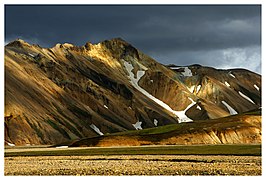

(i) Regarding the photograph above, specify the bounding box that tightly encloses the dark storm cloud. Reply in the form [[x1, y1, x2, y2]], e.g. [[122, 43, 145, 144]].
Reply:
[[5, 5, 261, 73]]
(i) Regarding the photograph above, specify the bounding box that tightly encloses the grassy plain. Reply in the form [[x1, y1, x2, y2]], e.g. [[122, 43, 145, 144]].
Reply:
[[5, 144, 261, 157], [4, 144, 261, 175]]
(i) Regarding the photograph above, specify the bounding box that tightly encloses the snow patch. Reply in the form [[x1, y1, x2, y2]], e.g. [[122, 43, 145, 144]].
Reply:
[[28, 53, 35, 57], [196, 105, 201, 110], [124, 61, 145, 86], [104, 105, 108, 109], [182, 67, 193, 77], [7, 142, 15, 147], [196, 85, 201, 93], [90, 124, 104, 135], [170, 67, 180, 70], [124, 61, 173, 112], [132, 121, 142, 130], [229, 72, 236, 78], [225, 81, 230, 87], [136, 71, 145, 81], [173, 98, 196, 123], [154, 119, 158, 126], [221, 101, 238, 115], [238, 91, 255, 104], [123, 60, 194, 123], [56, 146, 68, 148], [254, 84, 260, 91]]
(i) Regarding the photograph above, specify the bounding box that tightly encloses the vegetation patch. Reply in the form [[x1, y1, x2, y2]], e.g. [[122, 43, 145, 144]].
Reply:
[[5, 144, 261, 157]]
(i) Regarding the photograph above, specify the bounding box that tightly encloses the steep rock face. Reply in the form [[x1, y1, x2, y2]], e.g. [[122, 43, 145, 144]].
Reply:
[[5, 38, 261, 145]]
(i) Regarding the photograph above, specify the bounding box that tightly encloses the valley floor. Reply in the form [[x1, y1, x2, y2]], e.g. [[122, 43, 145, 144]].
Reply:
[[4, 145, 261, 176], [5, 155, 261, 175]]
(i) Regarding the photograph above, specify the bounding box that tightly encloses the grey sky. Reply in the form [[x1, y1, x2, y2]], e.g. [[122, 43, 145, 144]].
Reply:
[[5, 5, 261, 73]]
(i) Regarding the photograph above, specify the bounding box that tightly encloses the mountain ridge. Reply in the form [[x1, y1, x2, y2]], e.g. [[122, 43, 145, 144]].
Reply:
[[5, 38, 261, 145]]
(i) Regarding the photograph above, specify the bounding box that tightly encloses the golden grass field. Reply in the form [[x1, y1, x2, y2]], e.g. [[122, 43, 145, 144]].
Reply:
[[4, 144, 261, 176], [5, 155, 261, 176]]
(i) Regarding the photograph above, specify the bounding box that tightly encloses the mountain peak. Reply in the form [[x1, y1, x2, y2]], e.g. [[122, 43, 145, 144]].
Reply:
[[97, 37, 140, 59], [100, 37, 130, 47], [106, 37, 128, 43], [6, 38, 31, 48]]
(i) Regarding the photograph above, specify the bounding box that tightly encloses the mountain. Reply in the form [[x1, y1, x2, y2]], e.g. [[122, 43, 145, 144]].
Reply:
[[4, 38, 261, 145], [167, 64, 261, 119]]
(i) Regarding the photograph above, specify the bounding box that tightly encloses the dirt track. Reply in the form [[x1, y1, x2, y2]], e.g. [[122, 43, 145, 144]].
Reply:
[[5, 155, 261, 175]]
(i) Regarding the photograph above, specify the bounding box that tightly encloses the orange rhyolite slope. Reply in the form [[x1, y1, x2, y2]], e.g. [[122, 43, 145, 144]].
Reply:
[[5, 38, 261, 145]]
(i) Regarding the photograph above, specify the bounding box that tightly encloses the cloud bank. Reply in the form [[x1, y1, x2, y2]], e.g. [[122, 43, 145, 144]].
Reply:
[[5, 5, 261, 73]]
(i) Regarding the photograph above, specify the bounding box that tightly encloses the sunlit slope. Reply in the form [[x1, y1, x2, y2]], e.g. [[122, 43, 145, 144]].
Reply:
[[70, 110, 261, 147], [5, 38, 261, 145]]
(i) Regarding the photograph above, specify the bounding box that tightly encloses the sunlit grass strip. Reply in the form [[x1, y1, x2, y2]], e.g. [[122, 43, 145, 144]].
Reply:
[[5, 144, 261, 157]]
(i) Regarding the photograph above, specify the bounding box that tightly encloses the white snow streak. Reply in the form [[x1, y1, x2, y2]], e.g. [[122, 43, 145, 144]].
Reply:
[[238, 91, 255, 104], [7, 142, 15, 146], [254, 84, 260, 91], [154, 119, 158, 126], [225, 81, 230, 87], [56, 146, 68, 148], [182, 67, 193, 77], [28, 53, 35, 57], [174, 98, 196, 123], [132, 121, 142, 130], [136, 71, 145, 81], [196, 85, 201, 93], [124, 61, 145, 86], [221, 101, 238, 115], [196, 105, 201, 110], [123, 60, 194, 123], [90, 124, 104, 135], [229, 72, 236, 78], [188, 85, 195, 93], [104, 105, 108, 109], [170, 67, 180, 70]]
